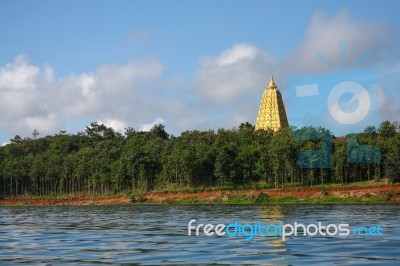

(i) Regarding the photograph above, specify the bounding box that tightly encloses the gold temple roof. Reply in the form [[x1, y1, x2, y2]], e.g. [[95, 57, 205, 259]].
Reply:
[[255, 77, 289, 132]]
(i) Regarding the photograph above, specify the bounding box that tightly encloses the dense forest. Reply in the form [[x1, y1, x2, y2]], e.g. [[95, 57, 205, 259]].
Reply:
[[0, 121, 399, 197]]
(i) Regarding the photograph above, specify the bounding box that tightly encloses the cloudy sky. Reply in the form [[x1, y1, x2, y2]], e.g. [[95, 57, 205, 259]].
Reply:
[[0, 0, 399, 143]]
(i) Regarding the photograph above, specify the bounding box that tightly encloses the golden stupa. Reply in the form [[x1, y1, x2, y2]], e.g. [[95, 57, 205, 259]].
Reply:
[[255, 77, 289, 131]]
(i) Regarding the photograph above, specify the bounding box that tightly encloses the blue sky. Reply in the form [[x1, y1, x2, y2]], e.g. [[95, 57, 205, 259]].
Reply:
[[0, 0, 399, 142]]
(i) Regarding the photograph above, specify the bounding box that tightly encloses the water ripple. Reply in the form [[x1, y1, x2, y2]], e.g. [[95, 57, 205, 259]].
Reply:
[[0, 205, 399, 265]]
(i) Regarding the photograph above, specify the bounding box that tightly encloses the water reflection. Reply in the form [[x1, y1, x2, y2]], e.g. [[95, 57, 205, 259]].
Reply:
[[257, 205, 287, 248]]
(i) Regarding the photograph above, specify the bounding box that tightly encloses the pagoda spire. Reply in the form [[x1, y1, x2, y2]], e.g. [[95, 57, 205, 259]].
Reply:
[[268, 76, 277, 90], [255, 76, 289, 131]]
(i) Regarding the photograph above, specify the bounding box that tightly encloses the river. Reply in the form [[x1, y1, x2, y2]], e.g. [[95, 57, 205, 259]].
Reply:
[[0, 205, 399, 264]]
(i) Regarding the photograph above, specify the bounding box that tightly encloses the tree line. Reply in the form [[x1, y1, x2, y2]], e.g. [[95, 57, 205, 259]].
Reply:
[[0, 121, 399, 197]]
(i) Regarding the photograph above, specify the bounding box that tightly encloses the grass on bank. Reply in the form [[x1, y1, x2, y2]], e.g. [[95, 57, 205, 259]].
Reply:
[[138, 195, 390, 205], [149, 178, 391, 194], [131, 190, 398, 205]]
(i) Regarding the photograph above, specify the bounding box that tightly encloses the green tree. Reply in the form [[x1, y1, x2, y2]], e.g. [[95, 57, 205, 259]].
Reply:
[[386, 145, 400, 183]]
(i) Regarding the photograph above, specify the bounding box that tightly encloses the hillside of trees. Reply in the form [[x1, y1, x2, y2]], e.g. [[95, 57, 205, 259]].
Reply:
[[0, 121, 399, 197]]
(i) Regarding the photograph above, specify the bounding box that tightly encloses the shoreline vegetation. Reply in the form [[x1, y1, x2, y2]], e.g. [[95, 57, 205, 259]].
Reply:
[[1, 182, 399, 206], [1, 121, 399, 205]]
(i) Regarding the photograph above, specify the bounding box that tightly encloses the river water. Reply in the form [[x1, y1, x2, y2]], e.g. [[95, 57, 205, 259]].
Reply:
[[0, 205, 399, 265]]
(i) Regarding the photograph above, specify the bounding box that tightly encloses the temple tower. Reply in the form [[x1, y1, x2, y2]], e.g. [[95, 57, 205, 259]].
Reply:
[[255, 77, 289, 131]]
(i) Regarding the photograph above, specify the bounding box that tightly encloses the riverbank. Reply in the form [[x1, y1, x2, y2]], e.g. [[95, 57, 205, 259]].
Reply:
[[1, 184, 399, 206]]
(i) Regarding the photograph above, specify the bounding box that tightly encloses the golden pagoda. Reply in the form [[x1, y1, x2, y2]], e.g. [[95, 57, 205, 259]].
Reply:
[[255, 77, 289, 131]]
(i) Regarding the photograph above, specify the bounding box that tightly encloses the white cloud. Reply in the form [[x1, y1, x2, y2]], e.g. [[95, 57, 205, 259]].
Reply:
[[0, 55, 39, 90], [194, 43, 276, 104], [0, 56, 58, 136], [139, 117, 166, 132], [97, 118, 127, 134], [284, 11, 391, 75], [17, 114, 61, 136], [56, 58, 164, 118], [0, 56, 167, 138], [211, 44, 258, 66], [191, 43, 281, 130]]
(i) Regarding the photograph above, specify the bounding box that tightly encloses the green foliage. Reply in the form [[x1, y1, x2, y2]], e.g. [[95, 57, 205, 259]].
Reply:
[[272, 196, 297, 203], [0, 121, 398, 197], [130, 191, 146, 203], [384, 190, 395, 201], [386, 145, 400, 183], [254, 192, 270, 204]]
